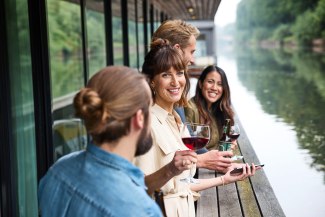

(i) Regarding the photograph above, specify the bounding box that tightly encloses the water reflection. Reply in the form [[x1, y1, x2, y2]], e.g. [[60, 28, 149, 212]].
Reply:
[[236, 47, 325, 179]]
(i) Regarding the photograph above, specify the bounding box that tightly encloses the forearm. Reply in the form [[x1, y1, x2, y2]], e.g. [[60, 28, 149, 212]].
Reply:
[[190, 176, 226, 192], [196, 153, 215, 169], [196, 154, 205, 168], [144, 163, 175, 195]]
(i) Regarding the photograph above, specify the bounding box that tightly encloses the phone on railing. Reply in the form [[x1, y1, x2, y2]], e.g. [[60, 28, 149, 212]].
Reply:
[[230, 164, 264, 175]]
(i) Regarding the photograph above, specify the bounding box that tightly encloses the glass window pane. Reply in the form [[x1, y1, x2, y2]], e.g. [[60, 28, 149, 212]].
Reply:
[[147, 3, 152, 43], [155, 9, 159, 30], [5, 0, 38, 215], [196, 34, 207, 57], [47, 0, 84, 99], [128, 0, 137, 68], [147, 7, 151, 48], [137, 0, 145, 68], [112, 0, 123, 65], [47, 0, 86, 161], [86, 0, 106, 77]]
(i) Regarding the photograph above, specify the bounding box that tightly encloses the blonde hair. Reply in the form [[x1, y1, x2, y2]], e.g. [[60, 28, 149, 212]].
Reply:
[[151, 19, 200, 50], [142, 38, 189, 107], [74, 66, 150, 144]]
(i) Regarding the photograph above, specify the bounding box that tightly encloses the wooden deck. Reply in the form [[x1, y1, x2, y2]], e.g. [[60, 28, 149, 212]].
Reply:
[[196, 116, 285, 217]]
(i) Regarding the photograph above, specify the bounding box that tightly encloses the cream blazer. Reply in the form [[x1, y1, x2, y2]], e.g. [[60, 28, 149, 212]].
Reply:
[[135, 104, 199, 217]]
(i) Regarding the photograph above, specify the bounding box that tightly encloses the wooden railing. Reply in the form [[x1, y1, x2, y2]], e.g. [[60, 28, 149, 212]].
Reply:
[[196, 116, 285, 217]]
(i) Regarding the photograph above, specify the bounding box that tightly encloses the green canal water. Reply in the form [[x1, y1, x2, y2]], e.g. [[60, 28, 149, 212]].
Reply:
[[214, 46, 325, 217]]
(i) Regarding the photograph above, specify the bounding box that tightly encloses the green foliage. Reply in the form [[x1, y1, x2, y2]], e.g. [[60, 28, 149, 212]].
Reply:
[[237, 0, 324, 45], [47, 0, 82, 55], [292, 10, 321, 45], [87, 10, 106, 76], [87, 10, 105, 56], [315, 0, 325, 38], [235, 30, 250, 45], [272, 24, 291, 41], [252, 27, 272, 41]]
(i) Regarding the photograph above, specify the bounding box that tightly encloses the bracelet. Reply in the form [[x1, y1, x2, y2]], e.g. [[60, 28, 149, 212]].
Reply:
[[220, 176, 225, 186]]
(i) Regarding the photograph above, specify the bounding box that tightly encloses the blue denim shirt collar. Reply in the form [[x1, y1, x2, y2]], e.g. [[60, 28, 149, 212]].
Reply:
[[87, 143, 146, 189]]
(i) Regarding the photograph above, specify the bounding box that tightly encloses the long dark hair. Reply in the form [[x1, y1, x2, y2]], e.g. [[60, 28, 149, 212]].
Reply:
[[193, 65, 234, 134]]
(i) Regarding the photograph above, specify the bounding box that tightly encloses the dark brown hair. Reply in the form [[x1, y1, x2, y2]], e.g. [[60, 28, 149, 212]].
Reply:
[[142, 38, 189, 107], [73, 66, 150, 144], [194, 65, 234, 134]]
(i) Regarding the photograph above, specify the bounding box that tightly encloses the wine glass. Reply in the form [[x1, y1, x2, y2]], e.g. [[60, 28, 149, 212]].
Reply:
[[228, 123, 243, 160], [181, 123, 210, 184], [228, 123, 240, 140]]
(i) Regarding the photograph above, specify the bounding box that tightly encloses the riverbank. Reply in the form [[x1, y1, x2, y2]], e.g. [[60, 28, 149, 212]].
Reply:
[[252, 38, 325, 53]]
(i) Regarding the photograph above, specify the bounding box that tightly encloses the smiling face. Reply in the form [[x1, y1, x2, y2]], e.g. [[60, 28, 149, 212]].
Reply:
[[199, 71, 223, 108], [151, 67, 186, 112]]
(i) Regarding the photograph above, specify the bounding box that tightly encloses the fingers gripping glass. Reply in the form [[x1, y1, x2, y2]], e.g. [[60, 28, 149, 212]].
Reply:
[[181, 123, 210, 184]]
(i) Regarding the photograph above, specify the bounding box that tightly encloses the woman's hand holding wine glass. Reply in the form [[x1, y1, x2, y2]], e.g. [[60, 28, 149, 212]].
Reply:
[[181, 123, 210, 184], [167, 150, 198, 177]]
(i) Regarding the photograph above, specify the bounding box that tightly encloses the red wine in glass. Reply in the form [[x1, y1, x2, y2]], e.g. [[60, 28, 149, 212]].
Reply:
[[227, 123, 243, 161], [182, 137, 209, 150], [181, 123, 210, 184], [228, 133, 240, 140], [228, 123, 241, 141]]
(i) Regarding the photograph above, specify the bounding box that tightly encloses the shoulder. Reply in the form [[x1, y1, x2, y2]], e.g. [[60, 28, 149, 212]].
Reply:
[[40, 178, 161, 217], [184, 98, 198, 117], [45, 151, 84, 178], [186, 98, 197, 110]]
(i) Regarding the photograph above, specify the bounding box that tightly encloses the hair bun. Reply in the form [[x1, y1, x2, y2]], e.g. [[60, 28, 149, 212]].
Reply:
[[150, 38, 170, 50], [74, 88, 106, 132]]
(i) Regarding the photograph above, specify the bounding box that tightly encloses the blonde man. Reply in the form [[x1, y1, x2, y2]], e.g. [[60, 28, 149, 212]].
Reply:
[[151, 19, 199, 66]]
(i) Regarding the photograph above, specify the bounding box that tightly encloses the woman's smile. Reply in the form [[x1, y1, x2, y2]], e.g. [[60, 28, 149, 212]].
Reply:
[[201, 71, 223, 106], [167, 87, 181, 95], [207, 91, 218, 98], [152, 67, 186, 111]]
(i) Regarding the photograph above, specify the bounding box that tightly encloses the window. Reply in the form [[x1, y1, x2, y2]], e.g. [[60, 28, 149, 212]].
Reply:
[[112, 0, 123, 65], [47, 0, 86, 161], [128, 0, 137, 68], [137, 0, 145, 68], [86, 0, 106, 77], [5, 0, 38, 215]]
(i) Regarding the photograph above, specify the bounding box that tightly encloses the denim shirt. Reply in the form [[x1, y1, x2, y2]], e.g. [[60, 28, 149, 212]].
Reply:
[[38, 143, 162, 217]]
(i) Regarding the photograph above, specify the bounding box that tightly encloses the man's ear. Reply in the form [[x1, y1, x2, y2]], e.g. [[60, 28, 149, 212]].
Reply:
[[133, 109, 144, 129], [173, 44, 181, 50]]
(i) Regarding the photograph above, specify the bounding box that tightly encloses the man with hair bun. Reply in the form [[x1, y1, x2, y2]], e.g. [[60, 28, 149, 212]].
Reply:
[[38, 66, 163, 217]]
